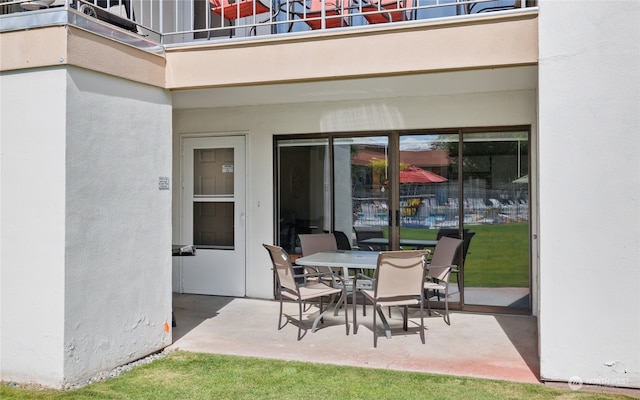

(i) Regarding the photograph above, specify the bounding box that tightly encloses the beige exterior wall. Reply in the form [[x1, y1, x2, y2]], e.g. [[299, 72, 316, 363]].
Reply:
[[165, 12, 537, 89], [1, 26, 165, 88]]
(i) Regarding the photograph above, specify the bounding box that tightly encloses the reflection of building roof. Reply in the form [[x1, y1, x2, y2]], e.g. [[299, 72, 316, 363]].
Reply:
[[351, 149, 451, 168]]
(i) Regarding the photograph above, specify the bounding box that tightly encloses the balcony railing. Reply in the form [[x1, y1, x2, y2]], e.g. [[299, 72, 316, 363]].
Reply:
[[1, 0, 536, 47]]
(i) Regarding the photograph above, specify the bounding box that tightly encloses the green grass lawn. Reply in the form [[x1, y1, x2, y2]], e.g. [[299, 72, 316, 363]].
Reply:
[[397, 223, 529, 287], [2, 352, 635, 400]]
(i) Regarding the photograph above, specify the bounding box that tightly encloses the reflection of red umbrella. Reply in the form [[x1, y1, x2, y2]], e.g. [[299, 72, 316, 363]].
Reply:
[[399, 166, 447, 183]]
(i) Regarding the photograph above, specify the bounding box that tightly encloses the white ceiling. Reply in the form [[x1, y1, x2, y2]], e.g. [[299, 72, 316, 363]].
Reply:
[[171, 65, 537, 109]]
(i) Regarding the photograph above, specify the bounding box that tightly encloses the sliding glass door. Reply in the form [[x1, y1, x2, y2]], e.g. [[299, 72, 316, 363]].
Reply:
[[275, 128, 530, 312], [460, 131, 530, 310], [276, 137, 330, 255]]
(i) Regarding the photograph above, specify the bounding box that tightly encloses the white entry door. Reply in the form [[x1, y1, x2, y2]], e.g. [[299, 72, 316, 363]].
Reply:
[[180, 136, 246, 296]]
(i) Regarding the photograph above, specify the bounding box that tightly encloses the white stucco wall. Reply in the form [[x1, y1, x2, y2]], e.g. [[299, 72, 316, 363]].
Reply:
[[538, 0, 640, 388], [173, 89, 538, 302], [63, 67, 173, 384], [1, 68, 68, 387], [0, 66, 173, 387]]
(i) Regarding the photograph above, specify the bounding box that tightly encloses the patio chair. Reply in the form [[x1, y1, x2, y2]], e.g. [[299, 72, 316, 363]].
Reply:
[[210, 0, 276, 36], [353, 226, 386, 250], [357, 0, 412, 24], [299, 232, 359, 312], [287, 0, 350, 30], [436, 229, 475, 296], [263, 244, 348, 340], [425, 236, 463, 325], [333, 230, 352, 250], [353, 250, 429, 347], [298, 233, 338, 277]]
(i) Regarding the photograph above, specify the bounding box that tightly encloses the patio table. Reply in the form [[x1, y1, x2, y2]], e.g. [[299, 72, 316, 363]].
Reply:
[[295, 250, 399, 338]]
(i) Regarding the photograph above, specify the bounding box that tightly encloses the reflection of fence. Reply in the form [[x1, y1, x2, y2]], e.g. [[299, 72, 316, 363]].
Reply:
[[353, 196, 528, 228]]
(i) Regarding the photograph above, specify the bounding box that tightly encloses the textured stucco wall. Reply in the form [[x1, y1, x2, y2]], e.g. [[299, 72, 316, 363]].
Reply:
[[63, 67, 173, 385], [0, 66, 173, 387], [1, 68, 68, 387], [538, 0, 640, 388]]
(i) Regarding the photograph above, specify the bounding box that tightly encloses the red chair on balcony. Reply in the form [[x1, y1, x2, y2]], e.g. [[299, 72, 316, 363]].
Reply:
[[210, 0, 271, 20], [359, 0, 412, 24], [210, 0, 277, 36], [289, 0, 350, 30]]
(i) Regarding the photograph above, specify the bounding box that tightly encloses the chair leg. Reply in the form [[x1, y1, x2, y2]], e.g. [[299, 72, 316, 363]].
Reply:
[[353, 287, 359, 334], [402, 305, 408, 331], [278, 295, 285, 330], [297, 300, 303, 341], [419, 300, 425, 344], [443, 287, 450, 325], [373, 303, 378, 348], [363, 296, 367, 317], [343, 288, 349, 336], [425, 289, 432, 316]]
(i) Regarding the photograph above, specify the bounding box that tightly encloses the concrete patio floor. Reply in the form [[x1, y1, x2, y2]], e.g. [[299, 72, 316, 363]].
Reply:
[[169, 293, 540, 384]]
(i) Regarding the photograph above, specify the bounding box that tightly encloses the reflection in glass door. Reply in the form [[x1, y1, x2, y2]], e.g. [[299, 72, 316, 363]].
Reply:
[[275, 128, 530, 312], [397, 134, 461, 306], [333, 136, 389, 252], [276, 138, 330, 256], [461, 131, 530, 309]]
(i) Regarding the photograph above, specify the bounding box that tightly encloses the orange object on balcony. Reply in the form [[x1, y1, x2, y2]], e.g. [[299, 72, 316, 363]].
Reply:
[[360, 0, 412, 24], [210, 0, 271, 20]]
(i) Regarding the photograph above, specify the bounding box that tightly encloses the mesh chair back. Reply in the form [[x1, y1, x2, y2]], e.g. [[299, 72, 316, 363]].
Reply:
[[298, 233, 337, 256], [436, 228, 474, 266], [263, 244, 298, 292], [333, 231, 352, 250], [374, 250, 429, 298], [430, 236, 463, 267]]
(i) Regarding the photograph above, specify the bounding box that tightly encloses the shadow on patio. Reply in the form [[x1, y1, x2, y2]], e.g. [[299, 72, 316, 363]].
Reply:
[[169, 293, 540, 384]]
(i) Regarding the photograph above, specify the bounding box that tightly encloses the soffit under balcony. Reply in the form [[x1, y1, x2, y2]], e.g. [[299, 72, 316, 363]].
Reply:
[[171, 65, 537, 109]]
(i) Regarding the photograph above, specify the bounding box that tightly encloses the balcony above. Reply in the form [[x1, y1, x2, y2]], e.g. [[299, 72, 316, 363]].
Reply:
[[1, 0, 537, 49]]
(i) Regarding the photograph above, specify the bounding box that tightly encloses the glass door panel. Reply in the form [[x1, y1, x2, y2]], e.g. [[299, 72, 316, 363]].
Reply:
[[276, 138, 330, 255], [193, 148, 235, 249], [461, 131, 530, 309], [398, 133, 460, 243], [333, 136, 389, 251]]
